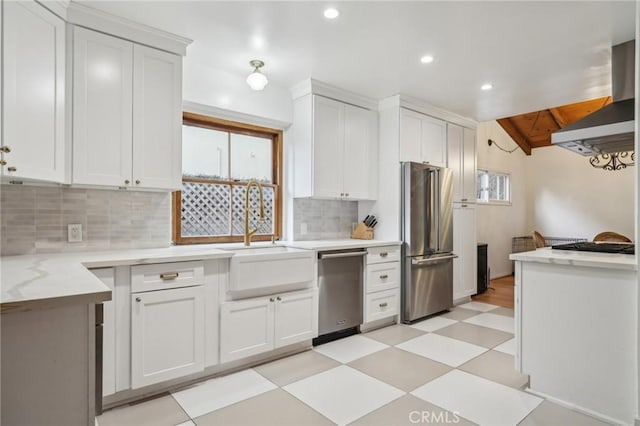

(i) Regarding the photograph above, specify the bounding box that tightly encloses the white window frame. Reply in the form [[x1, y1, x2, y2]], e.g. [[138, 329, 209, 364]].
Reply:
[[477, 169, 511, 205]]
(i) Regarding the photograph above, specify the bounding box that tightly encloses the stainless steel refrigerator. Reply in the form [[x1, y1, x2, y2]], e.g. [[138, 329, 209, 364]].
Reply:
[[401, 162, 456, 323]]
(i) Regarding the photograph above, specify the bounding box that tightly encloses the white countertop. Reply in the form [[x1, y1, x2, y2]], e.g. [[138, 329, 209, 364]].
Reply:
[[1, 245, 234, 313], [509, 247, 637, 271], [284, 239, 401, 251], [1, 239, 401, 313]]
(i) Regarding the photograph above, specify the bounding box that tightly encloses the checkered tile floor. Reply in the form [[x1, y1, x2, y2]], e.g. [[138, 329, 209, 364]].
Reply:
[[97, 302, 608, 426]]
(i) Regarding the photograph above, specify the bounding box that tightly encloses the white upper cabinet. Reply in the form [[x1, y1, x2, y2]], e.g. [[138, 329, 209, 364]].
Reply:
[[447, 123, 477, 203], [399, 108, 446, 167], [73, 27, 133, 187], [2, 0, 66, 183], [292, 94, 378, 200], [132, 45, 182, 190], [312, 96, 344, 198], [462, 127, 477, 202], [73, 27, 182, 190]]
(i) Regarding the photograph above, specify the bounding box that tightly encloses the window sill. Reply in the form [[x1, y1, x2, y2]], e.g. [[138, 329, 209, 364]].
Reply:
[[477, 200, 512, 206]]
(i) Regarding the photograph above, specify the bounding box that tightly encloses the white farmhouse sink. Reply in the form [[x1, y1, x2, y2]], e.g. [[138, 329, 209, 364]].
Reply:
[[227, 245, 316, 297]]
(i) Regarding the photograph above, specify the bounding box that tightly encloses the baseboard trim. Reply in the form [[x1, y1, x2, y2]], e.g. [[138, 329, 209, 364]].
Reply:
[[525, 388, 630, 426]]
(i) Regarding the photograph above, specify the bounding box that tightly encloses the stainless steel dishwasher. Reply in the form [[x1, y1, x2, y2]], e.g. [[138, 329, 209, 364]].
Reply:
[[314, 248, 366, 343]]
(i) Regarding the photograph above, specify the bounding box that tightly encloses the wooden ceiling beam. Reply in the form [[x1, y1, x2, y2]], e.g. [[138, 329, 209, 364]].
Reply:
[[548, 108, 567, 128], [496, 118, 532, 155]]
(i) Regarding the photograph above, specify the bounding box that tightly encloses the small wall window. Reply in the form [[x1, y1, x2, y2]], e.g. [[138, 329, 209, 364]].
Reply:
[[477, 169, 511, 204], [172, 112, 283, 244]]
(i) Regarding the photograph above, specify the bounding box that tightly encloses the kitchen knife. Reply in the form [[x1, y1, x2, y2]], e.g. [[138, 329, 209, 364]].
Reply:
[[370, 219, 378, 228], [363, 215, 370, 224]]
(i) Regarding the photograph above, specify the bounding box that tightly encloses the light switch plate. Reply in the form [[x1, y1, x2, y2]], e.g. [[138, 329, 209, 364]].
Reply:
[[68, 224, 82, 242]]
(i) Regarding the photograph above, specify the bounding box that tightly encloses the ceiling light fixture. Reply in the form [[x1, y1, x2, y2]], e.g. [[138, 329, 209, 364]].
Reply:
[[246, 60, 268, 91], [481, 83, 493, 91], [324, 8, 339, 19], [420, 55, 434, 64]]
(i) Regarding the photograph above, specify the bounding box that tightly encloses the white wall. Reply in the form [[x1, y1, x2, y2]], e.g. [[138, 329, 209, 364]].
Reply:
[[183, 58, 293, 126], [525, 146, 634, 241], [476, 121, 529, 278], [477, 119, 636, 279]]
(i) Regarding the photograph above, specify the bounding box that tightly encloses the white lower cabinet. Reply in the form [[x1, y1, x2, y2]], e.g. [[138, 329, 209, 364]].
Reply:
[[131, 286, 205, 389], [453, 203, 477, 300], [220, 288, 318, 364], [365, 289, 400, 323], [364, 245, 401, 324]]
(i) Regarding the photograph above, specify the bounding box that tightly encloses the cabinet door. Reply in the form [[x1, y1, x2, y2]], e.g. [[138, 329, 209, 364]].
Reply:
[[312, 95, 344, 198], [2, 1, 65, 182], [343, 104, 376, 200], [220, 297, 274, 363], [132, 45, 182, 190], [453, 204, 477, 300], [420, 115, 447, 167], [447, 123, 463, 202], [462, 127, 477, 203], [274, 289, 318, 348], [73, 27, 133, 187], [131, 286, 205, 389], [461, 204, 477, 296], [399, 109, 422, 162]]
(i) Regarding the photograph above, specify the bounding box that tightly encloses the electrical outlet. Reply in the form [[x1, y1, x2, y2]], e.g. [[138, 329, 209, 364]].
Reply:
[[300, 222, 308, 235], [68, 224, 82, 243]]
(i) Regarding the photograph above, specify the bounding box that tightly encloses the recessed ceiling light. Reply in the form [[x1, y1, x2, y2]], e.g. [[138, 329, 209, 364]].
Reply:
[[420, 55, 434, 64], [324, 8, 339, 19], [481, 83, 493, 91]]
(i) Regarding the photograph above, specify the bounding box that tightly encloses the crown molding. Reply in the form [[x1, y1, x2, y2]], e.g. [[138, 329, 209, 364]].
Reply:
[[36, 1, 70, 19], [379, 94, 478, 129], [66, 1, 192, 56], [183, 101, 291, 130], [290, 78, 378, 111]]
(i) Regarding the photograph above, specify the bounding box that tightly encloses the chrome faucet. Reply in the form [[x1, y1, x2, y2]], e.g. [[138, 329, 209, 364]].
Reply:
[[244, 180, 265, 246]]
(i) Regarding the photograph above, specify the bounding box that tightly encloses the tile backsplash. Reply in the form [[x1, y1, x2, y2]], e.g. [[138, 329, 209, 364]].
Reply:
[[293, 198, 358, 240], [1, 185, 171, 256]]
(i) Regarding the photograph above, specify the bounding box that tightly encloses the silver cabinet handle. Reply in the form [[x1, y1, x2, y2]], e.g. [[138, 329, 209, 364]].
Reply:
[[0, 146, 11, 153], [160, 272, 179, 280], [379, 302, 388, 308], [461, 204, 468, 208], [379, 274, 389, 279], [380, 252, 388, 258], [124, 179, 130, 185], [276, 296, 282, 301], [135, 180, 141, 185], [270, 297, 275, 302], [412, 254, 458, 265], [345, 193, 349, 197], [7, 166, 16, 172], [461, 198, 468, 201], [0, 160, 6, 166], [319, 251, 367, 259], [135, 297, 141, 302]]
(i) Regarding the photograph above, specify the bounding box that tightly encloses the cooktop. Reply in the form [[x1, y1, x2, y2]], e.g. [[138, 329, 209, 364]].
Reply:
[[551, 242, 635, 255]]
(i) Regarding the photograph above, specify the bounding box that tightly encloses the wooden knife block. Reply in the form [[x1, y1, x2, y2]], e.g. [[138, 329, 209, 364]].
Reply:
[[351, 222, 374, 240]]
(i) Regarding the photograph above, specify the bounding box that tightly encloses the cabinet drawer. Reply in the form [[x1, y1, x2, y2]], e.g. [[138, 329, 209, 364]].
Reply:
[[365, 289, 399, 323], [367, 245, 401, 265], [131, 261, 204, 293], [366, 262, 400, 293]]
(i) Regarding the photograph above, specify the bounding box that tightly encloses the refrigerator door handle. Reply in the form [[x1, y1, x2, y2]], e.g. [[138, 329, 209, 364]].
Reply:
[[411, 254, 458, 265]]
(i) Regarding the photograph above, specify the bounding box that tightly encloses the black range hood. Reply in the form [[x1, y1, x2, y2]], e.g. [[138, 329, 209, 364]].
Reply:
[[551, 40, 636, 156]]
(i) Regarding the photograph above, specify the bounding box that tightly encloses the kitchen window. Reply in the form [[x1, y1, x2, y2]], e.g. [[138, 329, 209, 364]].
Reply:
[[477, 169, 511, 204], [172, 112, 283, 244]]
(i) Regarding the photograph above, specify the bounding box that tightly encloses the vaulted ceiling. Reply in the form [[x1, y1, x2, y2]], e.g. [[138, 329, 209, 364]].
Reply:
[[496, 97, 612, 155]]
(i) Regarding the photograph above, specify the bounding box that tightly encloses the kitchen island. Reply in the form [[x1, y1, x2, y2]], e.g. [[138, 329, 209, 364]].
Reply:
[[510, 248, 637, 425]]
